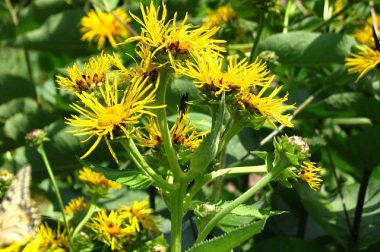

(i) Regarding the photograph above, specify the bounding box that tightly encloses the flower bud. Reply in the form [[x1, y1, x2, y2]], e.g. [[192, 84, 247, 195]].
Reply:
[[25, 129, 49, 147]]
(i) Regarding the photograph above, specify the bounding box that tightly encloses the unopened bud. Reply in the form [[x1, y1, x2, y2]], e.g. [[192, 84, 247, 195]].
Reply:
[[25, 129, 49, 147]]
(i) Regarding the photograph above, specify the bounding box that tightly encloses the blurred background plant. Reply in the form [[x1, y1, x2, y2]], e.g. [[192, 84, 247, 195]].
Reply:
[[0, 0, 379, 251]]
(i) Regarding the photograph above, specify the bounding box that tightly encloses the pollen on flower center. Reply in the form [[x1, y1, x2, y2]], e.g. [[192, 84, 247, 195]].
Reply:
[[97, 105, 126, 127]]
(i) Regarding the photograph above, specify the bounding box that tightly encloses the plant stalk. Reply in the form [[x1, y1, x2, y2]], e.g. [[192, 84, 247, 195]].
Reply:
[[195, 158, 286, 243], [71, 203, 98, 242], [170, 182, 187, 252], [38, 144, 72, 242], [121, 139, 175, 191], [156, 69, 184, 180], [349, 168, 372, 251]]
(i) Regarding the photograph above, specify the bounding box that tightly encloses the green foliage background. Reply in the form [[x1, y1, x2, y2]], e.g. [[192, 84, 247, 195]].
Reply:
[[1, 0, 380, 251]]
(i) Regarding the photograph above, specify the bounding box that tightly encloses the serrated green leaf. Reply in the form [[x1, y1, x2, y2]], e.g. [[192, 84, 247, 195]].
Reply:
[[187, 219, 267, 252], [78, 159, 153, 189]]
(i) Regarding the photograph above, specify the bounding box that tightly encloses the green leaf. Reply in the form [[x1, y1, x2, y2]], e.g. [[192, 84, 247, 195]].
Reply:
[[4, 10, 92, 54], [0, 74, 36, 104], [186, 219, 267, 252], [78, 159, 153, 189], [0, 98, 38, 120], [299, 180, 380, 249], [254, 236, 326, 251], [217, 202, 285, 232], [258, 32, 357, 65]]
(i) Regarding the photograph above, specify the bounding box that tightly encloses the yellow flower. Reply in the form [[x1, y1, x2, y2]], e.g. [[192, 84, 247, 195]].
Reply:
[[118, 199, 159, 235], [64, 196, 90, 215], [66, 76, 161, 162], [81, 8, 131, 49], [79, 167, 122, 190], [176, 51, 270, 96], [345, 45, 380, 82], [298, 161, 322, 191], [36, 223, 70, 251], [125, 2, 225, 66], [353, 16, 380, 49], [135, 117, 162, 148], [136, 108, 207, 150], [170, 110, 207, 150], [56, 54, 112, 92], [238, 80, 295, 127], [112, 44, 158, 82], [87, 209, 135, 251], [0, 169, 12, 183], [203, 5, 236, 27]]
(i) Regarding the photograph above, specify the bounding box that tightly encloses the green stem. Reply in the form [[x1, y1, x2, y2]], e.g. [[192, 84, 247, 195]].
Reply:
[[283, 0, 293, 33], [219, 120, 243, 151], [170, 182, 187, 252], [71, 203, 98, 243], [121, 139, 175, 191], [38, 144, 72, 242], [195, 163, 284, 243], [156, 69, 184, 180], [313, 1, 353, 31], [249, 13, 265, 62], [186, 165, 267, 209]]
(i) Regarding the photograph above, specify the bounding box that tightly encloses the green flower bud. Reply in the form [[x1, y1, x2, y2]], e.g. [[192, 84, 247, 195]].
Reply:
[[25, 129, 49, 147]]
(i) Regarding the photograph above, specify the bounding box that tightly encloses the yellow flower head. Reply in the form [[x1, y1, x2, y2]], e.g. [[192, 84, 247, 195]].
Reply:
[[112, 44, 158, 82], [66, 75, 161, 162], [56, 54, 112, 92], [136, 97, 207, 150], [118, 199, 159, 235], [353, 15, 380, 49], [64, 196, 90, 215], [170, 110, 207, 150], [0, 169, 12, 183], [81, 8, 131, 49], [79, 167, 122, 190], [298, 161, 322, 191], [36, 223, 70, 251], [135, 117, 162, 148], [238, 81, 295, 127], [87, 209, 135, 251], [203, 5, 236, 27], [176, 51, 270, 96], [345, 45, 380, 82], [125, 2, 225, 66]]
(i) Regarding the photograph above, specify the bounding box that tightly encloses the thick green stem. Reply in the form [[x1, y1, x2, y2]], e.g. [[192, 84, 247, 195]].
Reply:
[[170, 182, 187, 252], [71, 203, 98, 243], [121, 139, 175, 191], [195, 161, 285, 243], [38, 144, 72, 242], [156, 69, 184, 180]]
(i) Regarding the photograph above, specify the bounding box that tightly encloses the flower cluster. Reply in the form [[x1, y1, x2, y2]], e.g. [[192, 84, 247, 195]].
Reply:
[[136, 104, 207, 151], [124, 2, 225, 66], [87, 199, 159, 251]]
